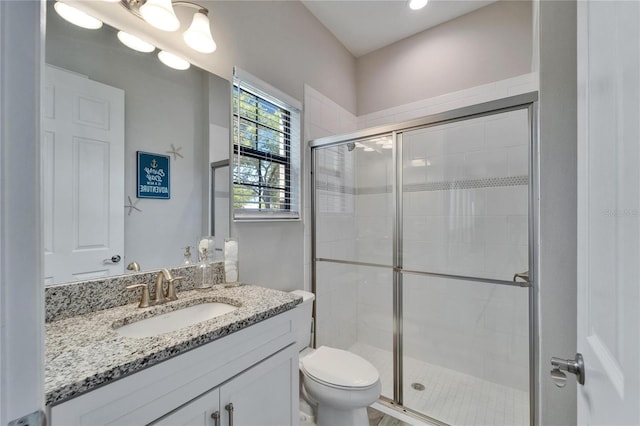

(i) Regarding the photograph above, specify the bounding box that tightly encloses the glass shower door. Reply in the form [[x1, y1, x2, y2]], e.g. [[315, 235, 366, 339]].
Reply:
[[313, 136, 395, 400], [399, 108, 531, 425]]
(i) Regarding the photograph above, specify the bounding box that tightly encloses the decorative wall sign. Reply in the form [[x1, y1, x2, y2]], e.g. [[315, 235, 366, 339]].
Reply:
[[137, 151, 170, 199]]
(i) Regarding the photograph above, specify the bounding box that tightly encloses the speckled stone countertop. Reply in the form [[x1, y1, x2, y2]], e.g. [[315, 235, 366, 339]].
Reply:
[[45, 285, 302, 406]]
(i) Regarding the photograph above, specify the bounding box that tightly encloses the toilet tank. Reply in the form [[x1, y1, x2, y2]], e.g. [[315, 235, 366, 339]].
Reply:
[[290, 290, 315, 352]]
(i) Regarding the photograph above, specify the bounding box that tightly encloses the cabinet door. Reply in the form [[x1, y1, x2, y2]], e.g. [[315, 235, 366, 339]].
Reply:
[[151, 387, 220, 426], [220, 345, 299, 426]]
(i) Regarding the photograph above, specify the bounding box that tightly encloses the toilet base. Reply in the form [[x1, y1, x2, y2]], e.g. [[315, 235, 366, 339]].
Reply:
[[316, 405, 369, 426], [302, 375, 380, 426]]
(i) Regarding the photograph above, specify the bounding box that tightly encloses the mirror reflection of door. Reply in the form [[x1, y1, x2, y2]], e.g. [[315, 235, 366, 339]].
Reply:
[[43, 65, 125, 284]]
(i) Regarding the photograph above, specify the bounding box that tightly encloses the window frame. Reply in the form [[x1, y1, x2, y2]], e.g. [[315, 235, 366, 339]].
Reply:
[[232, 71, 301, 221]]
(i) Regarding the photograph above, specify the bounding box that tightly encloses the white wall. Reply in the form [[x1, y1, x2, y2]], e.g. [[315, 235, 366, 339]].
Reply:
[[0, 1, 45, 423], [356, 0, 533, 115], [46, 12, 209, 272]]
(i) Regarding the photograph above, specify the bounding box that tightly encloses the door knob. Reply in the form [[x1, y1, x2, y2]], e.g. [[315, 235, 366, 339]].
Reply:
[[550, 353, 585, 387], [103, 254, 121, 264]]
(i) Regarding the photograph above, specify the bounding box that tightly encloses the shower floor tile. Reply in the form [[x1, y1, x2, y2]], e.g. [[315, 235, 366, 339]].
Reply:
[[350, 342, 529, 426]]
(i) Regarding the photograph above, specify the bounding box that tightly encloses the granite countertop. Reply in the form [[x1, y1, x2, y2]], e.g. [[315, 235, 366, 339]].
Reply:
[[45, 285, 302, 406]]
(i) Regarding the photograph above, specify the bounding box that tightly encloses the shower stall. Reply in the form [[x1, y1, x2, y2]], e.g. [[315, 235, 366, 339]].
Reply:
[[310, 93, 538, 426]]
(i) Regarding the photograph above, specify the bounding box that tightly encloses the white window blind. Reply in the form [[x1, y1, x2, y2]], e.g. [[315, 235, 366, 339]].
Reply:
[[232, 68, 301, 220]]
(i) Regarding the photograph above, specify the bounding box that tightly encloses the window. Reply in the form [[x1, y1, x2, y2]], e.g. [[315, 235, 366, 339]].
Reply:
[[232, 70, 301, 220]]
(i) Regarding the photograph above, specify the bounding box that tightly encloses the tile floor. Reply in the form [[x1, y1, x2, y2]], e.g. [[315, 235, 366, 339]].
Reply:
[[351, 342, 529, 426]]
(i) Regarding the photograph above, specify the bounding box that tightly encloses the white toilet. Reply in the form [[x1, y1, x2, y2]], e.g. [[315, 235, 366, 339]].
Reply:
[[291, 290, 381, 426]]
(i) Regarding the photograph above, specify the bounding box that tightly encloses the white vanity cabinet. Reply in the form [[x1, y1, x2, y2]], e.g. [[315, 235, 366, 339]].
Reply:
[[153, 345, 297, 426], [49, 309, 299, 426]]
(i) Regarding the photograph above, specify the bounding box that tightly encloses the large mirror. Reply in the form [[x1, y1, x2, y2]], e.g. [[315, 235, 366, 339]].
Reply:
[[44, 4, 230, 285]]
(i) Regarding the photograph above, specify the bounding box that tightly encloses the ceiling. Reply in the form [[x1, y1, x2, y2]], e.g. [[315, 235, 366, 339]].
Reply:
[[301, 0, 497, 57]]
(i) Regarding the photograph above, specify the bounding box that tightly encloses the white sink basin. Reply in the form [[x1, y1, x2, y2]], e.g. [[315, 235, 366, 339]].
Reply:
[[116, 302, 238, 338]]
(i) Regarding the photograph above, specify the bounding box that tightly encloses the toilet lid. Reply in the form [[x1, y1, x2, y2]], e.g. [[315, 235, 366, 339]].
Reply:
[[301, 346, 379, 388]]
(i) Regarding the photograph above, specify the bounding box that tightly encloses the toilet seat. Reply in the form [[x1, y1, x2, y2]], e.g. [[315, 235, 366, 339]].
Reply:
[[301, 346, 379, 390]]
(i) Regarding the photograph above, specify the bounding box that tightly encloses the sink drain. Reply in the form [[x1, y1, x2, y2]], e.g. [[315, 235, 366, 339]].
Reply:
[[411, 382, 425, 391]]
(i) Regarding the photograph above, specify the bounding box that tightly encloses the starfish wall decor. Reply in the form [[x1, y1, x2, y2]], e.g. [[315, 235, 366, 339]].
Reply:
[[125, 196, 142, 216], [166, 144, 184, 160]]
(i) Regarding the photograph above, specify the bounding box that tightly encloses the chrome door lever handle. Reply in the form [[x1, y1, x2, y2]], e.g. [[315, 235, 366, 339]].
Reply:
[[103, 254, 122, 264], [550, 353, 585, 387]]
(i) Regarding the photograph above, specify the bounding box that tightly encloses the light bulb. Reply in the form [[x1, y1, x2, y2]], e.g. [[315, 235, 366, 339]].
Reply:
[[183, 12, 217, 53], [408, 0, 428, 10], [140, 0, 180, 32], [54, 2, 103, 30], [158, 51, 190, 70], [117, 31, 155, 53]]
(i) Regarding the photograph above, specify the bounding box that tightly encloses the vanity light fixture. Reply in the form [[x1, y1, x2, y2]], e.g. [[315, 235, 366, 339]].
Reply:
[[119, 0, 217, 53], [117, 31, 156, 53], [54, 2, 103, 30], [158, 50, 191, 70], [183, 11, 217, 53], [408, 0, 429, 11], [139, 0, 180, 31]]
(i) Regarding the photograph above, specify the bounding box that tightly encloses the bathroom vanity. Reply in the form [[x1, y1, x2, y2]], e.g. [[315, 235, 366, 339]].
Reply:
[[45, 284, 302, 425]]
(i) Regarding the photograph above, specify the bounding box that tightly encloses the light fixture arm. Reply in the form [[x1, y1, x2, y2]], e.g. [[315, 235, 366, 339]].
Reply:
[[172, 1, 208, 16], [120, 0, 208, 19]]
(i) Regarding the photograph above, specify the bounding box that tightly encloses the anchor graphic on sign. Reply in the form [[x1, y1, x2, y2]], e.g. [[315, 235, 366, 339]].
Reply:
[[151, 159, 158, 168]]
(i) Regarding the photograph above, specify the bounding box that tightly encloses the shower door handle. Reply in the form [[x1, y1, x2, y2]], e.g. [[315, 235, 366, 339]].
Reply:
[[513, 271, 529, 283]]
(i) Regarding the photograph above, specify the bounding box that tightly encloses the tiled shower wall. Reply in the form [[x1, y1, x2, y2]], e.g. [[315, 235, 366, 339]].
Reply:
[[304, 85, 359, 350]]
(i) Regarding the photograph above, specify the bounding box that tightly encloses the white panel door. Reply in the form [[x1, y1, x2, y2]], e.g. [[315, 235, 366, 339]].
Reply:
[[43, 65, 125, 284], [577, 1, 640, 424]]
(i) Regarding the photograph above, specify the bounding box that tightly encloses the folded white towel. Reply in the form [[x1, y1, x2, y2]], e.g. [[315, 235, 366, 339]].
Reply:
[[226, 270, 238, 282], [224, 240, 238, 258]]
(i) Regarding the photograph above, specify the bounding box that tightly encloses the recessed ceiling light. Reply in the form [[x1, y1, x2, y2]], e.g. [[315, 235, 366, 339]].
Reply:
[[158, 51, 191, 70], [408, 0, 428, 11], [117, 31, 155, 53], [54, 2, 103, 30]]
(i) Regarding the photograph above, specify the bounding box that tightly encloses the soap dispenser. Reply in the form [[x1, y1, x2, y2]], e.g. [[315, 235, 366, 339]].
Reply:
[[196, 236, 215, 289]]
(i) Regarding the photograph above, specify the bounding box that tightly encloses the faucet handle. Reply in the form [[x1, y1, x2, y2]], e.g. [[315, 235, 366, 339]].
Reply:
[[126, 284, 150, 308], [165, 276, 184, 301]]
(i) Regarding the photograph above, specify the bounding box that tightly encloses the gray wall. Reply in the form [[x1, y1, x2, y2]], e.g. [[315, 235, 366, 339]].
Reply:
[[46, 12, 209, 272], [538, 1, 577, 424], [356, 0, 533, 115], [79, 0, 358, 115]]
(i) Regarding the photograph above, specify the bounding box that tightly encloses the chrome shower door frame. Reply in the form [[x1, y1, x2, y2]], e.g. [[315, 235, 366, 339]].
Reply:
[[310, 91, 540, 426]]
